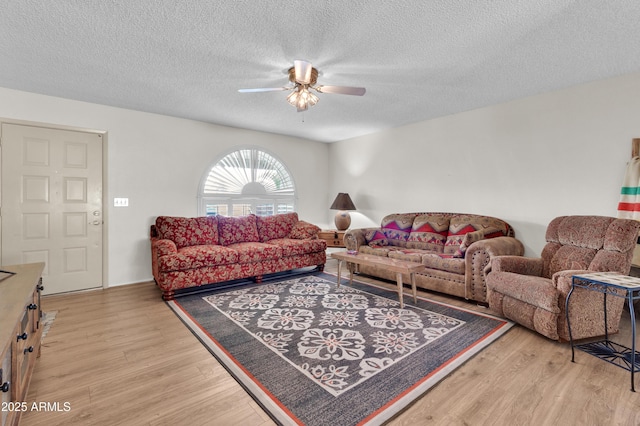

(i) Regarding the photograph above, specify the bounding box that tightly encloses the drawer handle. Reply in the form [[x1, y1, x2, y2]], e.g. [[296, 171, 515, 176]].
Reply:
[[28, 303, 38, 310], [16, 332, 28, 341], [1, 381, 9, 393], [24, 346, 34, 354]]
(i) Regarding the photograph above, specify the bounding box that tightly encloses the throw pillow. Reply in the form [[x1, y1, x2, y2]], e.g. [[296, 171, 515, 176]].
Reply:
[[453, 230, 485, 258], [256, 212, 299, 242], [445, 215, 510, 255], [406, 214, 450, 251], [444, 223, 478, 255], [381, 213, 417, 241], [289, 220, 321, 239], [155, 216, 218, 249], [217, 214, 260, 245], [365, 229, 388, 247]]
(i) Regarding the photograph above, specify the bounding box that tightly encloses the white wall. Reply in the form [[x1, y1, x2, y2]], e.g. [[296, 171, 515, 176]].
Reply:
[[3, 70, 638, 287], [329, 71, 640, 256], [0, 88, 330, 286]]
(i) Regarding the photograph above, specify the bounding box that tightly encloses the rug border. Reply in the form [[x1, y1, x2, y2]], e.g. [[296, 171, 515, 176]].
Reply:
[[167, 271, 514, 426], [167, 299, 303, 425]]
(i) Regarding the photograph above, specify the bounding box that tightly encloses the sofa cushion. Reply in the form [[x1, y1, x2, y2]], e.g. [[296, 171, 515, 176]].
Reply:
[[406, 214, 450, 251], [444, 225, 477, 255], [421, 253, 466, 275], [381, 213, 417, 241], [365, 229, 388, 247], [227, 242, 283, 263], [267, 238, 327, 256], [157, 244, 238, 272], [590, 250, 634, 274], [359, 245, 391, 257], [549, 245, 597, 277], [444, 215, 509, 255], [289, 220, 321, 239], [454, 230, 486, 258], [256, 212, 299, 242], [603, 218, 640, 252], [156, 216, 219, 249], [555, 216, 613, 249], [487, 272, 559, 313], [387, 249, 424, 263], [218, 215, 260, 246]]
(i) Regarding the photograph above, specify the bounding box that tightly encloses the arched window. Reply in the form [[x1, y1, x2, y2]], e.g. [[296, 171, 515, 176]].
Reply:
[[198, 148, 296, 217]]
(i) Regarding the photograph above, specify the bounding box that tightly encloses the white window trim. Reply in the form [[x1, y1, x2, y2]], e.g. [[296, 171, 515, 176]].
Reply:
[[198, 147, 297, 217]]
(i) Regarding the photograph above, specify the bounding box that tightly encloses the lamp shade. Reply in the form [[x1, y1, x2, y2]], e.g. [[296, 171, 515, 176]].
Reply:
[[330, 193, 356, 211]]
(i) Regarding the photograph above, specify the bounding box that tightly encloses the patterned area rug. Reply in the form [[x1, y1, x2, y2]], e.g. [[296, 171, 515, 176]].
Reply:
[[167, 272, 513, 425]]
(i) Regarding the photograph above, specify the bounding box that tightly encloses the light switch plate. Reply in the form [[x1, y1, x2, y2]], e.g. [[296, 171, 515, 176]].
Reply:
[[114, 197, 129, 207]]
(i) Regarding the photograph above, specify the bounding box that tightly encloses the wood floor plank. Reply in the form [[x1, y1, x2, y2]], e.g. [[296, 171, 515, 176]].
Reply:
[[20, 260, 640, 425]]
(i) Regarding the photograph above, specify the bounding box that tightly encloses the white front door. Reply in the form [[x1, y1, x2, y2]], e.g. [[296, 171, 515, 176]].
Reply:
[[1, 123, 103, 295]]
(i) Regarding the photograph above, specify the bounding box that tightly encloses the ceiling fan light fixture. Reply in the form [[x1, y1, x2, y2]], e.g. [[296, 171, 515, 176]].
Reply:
[[240, 60, 364, 113], [287, 86, 318, 111]]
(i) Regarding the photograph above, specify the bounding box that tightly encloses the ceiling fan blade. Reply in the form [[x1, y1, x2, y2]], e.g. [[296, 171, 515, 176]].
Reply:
[[293, 60, 313, 84], [238, 87, 290, 93], [315, 85, 366, 96]]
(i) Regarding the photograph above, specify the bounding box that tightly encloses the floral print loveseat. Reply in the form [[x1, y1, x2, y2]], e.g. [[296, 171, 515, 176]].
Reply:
[[150, 213, 326, 300], [344, 212, 524, 303]]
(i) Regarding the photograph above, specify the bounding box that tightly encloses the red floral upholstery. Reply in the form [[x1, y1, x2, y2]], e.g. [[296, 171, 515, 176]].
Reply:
[[158, 245, 239, 271], [154, 239, 177, 257], [256, 212, 299, 242], [150, 213, 326, 300], [226, 242, 284, 263], [156, 216, 218, 248], [218, 214, 260, 245], [289, 220, 321, 239], [266, 238, 327, 256]]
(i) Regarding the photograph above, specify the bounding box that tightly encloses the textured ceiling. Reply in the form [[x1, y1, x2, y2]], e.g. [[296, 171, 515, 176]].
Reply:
[[2, 1, 640, 142]]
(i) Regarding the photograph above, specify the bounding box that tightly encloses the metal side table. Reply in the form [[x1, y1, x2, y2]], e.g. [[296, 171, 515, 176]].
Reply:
[[567, 272, 640, 392]]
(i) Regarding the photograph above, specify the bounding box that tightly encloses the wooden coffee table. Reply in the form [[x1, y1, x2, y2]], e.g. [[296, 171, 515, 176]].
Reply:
[[330, 251, 424, 308]]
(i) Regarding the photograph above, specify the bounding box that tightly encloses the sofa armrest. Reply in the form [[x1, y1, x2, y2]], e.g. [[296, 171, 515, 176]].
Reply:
[[150, 238, 177, 282], [463, 236, 525, 302], [552, 269, 596, 296], [552, 269, 627, 341], [344, 227, 378, 251], [153, 239, 178, 257], [289, 220, 321, 239], [491, 255, 544, 275]]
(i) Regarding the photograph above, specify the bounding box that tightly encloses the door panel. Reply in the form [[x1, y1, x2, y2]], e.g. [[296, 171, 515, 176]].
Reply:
[[1, 123, 103, 294]]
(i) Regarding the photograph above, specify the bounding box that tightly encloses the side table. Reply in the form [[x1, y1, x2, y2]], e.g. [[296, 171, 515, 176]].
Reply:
[[318, 230, 346, 248], [567, 272, 640, 391]]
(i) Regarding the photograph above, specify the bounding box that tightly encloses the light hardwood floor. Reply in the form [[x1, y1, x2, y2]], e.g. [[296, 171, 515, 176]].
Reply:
[[21, 259, 640, 426]]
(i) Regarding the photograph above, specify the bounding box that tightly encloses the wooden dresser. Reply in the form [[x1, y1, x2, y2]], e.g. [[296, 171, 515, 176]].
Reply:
[[0, 263, 45, 426], [318, 230, 346, 248]]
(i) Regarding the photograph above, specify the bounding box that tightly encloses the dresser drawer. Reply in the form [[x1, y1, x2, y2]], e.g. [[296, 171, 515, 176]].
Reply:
[[318, 230, 346, 248]]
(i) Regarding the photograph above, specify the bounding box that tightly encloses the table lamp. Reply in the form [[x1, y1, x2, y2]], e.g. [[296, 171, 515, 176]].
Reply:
[[330, 193, 357, 231]]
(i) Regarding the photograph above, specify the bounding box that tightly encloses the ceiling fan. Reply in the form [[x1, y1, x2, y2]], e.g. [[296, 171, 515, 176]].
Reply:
[[238, 60, 366, 112]]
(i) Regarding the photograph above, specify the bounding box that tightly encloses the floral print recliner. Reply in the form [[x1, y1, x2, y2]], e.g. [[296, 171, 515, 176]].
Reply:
[[486, 215, 640, 341], [150, 213, 326, 300]]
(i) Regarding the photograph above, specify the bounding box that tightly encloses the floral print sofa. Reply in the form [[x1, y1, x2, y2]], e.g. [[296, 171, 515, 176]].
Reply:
[[150, 213, 326, 300], [344, 212, 524, 303]]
